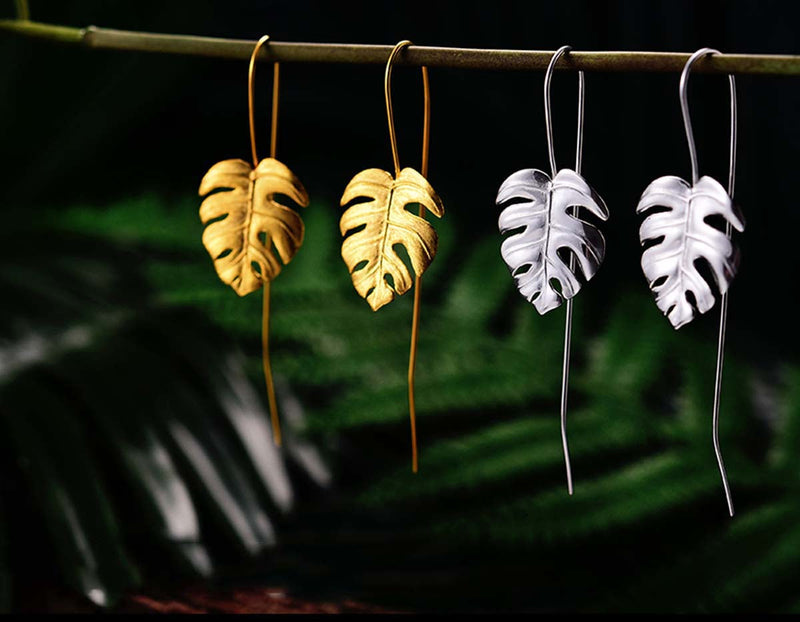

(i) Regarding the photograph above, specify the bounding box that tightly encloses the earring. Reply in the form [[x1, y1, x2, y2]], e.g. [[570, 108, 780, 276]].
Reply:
[[339, 40, 445, 473], [496, 45, 609, 495], [198, 35, 310, 446], [637, 48, 744, 516]]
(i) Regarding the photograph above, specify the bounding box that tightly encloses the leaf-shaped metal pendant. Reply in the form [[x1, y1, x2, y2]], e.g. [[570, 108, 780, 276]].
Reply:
[[199, 157, 310, 297], [637, 175, 745, 329], [496, 168, 609, 314], [340, 167, 444, 311]]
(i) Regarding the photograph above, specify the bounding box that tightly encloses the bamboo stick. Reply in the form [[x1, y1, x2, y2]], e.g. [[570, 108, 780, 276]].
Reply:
[[1, 19, 799, 75]]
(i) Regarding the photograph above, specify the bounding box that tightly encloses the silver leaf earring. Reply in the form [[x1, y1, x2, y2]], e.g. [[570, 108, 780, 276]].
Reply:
[[637, 48, 745, 517], [496, 45, 610, 495]]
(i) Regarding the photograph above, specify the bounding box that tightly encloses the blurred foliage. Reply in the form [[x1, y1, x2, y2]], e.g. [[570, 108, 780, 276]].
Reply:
[[1, 192, 798, 612], [0, 201, 330, 610]]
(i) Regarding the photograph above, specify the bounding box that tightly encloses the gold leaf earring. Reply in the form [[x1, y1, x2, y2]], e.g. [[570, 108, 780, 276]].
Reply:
[[198, 35, 309, 446], [339, 40, 445, 472]]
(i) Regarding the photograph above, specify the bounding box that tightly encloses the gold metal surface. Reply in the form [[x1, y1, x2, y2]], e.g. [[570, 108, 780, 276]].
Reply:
[[339, 41, 443, 472], [199, 35, 309, 446], [340, 167, 442, 310], [199, 157, 308, 295], [408, 63, 431, 475]]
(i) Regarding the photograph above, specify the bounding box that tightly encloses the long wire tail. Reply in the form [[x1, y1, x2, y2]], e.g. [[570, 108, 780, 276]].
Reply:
[[713, 71, 737, 518], [262, 282, 282, 447], [556, 60, 583, 497], [407, 65, 431, 474], [408, 270, 423, 473], [560, 293, 575, 496], [713, 291, 734, 517]]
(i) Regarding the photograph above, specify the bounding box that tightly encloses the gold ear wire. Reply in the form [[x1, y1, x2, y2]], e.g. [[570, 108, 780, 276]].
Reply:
[[200, 37, 308, 450], [383, 40, 430, 177], [339, 41, 443, 473], [247, 35, 284, 446], [248, 35, 280, 164], [385, 40, 432, 473]]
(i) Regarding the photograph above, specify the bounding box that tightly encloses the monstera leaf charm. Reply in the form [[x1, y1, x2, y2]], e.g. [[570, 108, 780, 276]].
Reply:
[[637, 175, 745, 329], [340, 167, 444, 311], [199, 157, 309, 296], [496, 168, 609, 314]]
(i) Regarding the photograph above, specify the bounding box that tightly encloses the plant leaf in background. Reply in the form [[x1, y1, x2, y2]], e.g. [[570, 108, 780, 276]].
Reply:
[[14, 192, 800, 613], [0, 204, 329, 611]]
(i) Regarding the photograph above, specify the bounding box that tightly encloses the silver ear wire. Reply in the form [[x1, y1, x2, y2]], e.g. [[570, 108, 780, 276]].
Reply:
[[637, 48, 742, 517], [544, 45, 585, 176], [546, 45, 585, 496], [497, 46, 609, 497], [679, 48, 737, 192], [680, 48, 739, 517]]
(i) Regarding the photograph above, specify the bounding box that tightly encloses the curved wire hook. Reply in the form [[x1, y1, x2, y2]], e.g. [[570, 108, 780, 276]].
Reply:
[[248, 34, 281, 165], [680, 48, 738, 517], [384, 40, 431, 177], [679, 48, 737, 194], [544, 45, 586, 176]]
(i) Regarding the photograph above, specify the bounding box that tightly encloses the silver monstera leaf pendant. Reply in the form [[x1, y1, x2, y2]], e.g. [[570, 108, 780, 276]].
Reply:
[[496, 168, 610, 314], [637, 175, 745, 329]]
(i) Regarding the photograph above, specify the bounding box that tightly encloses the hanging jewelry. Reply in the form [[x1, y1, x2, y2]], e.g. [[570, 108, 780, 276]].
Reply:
[[637, 48, 744, 516], [496, 45, 609, 495], [198, 35, 309, 447], [339, 40, 444, 473]]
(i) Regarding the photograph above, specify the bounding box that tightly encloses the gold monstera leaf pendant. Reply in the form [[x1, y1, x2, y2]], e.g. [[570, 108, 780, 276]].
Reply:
[[340, 167, 444, 310], [199, 157, 309, 295]]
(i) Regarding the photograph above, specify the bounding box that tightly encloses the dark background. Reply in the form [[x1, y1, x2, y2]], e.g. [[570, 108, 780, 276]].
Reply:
[[2, 0, 799, 357], [1, 0, 799, 613]]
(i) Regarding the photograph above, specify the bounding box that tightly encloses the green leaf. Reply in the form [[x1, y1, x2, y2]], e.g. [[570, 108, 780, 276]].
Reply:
[[429, 451, 741, 545]]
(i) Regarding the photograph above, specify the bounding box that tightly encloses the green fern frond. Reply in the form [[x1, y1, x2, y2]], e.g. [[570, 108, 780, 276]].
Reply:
[[429, 451, 746, 545], [601, 500, 800, 613], [359, 406, 649, 507], [44, 194, 800, 613]]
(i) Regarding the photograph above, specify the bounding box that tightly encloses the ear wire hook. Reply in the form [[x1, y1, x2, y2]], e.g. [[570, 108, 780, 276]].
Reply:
[[248, 34, 280, 164], [248, 34, 284, 446], [385, 40, 432, 473], [544, 45, 585, 496], [680, 48, 738, 517], [544, 45, 585, 177], [384, 40, 431, 176]]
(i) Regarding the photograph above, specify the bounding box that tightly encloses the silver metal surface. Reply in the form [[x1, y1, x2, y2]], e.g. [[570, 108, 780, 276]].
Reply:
[[713, 57, 738, 518], [558, 45, 585, 497], [496, 45, 609, 495], [498, 168, 608, 312], [637, 48, 743, 516], [637, 175, 743, 328]]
